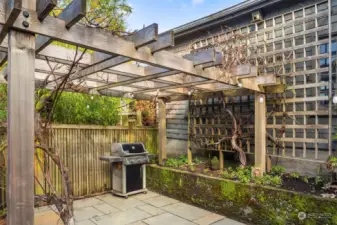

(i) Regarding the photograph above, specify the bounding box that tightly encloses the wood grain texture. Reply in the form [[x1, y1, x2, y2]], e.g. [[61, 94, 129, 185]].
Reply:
[[35, 0, 86, 52], [36, 0, 57, 21], [7, 29, 35, 225], [158, 99, 167, 165], [254, 93, 266, 173]]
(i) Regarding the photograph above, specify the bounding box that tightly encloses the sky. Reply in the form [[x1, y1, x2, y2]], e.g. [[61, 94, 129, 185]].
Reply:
[[127, 0, 243, 33]]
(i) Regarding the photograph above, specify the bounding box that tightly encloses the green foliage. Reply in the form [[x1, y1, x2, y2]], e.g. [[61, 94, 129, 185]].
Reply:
[[327, 156, 337, 172], [0, 208, 6, 218], [270, 165, 286, 176], [253, 175, 283, 187], [289, 172, 300, 179], [58, 0, 132, 33], [165, 155, 188, 168], [222, 166, 283, 187], [0, 85, 121, 125], [0, 85, 7, 123], [302, 176, 309, 183], [223, 166, 253, 184], [194, 157, 202, 164], [52, 92, 120, 125], [211, 156, 220, 170], [315, 176, 324, 185]]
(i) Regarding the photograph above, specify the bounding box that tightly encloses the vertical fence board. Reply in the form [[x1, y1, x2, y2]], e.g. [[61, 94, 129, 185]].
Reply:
[[0, 124, 158, 206]]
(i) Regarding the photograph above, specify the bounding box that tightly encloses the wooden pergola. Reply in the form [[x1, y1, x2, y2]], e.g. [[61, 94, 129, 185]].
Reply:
[[0, 0, 281, 224]]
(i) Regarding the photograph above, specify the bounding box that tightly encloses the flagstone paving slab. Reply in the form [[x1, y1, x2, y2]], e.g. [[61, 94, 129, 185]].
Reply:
[[35, 192, 247, 225], [91, 207, 151, 225], [131, 191, 159, 200], [136, 204, 165, 216], [212, 218, 246, 225], [142, 195, 178, 207], [74, 206, 104, 222], [93, 203, 120, 214], [193, 213, 225, 225], [73, 197, 105, 209], [143, 212, 196, 225], [161, 202, 211, 221]]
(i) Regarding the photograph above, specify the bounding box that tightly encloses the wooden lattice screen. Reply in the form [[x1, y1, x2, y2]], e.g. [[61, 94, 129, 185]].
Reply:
[[187, 0, 336, 164]]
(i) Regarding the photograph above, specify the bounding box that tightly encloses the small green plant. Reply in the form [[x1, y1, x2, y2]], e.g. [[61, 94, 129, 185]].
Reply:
[[253, 175, 282, 187], [289, 172, 300, 179], [211, 156, 220, 170], [0, 208, 6, 218], [194, 157, 202, 164], [326, 156, 337, 172], [165, 155, 188, 168], [301, 176, 309, 183], [315, 176, 324, 185], [270, 165, 286, 176]]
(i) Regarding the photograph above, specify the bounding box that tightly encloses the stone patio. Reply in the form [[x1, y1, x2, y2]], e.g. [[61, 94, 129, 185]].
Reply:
[[34, 191, 247, 225]]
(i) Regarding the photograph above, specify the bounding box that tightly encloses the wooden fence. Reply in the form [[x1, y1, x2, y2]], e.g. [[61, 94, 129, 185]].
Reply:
[[0, 124, 158, 209]]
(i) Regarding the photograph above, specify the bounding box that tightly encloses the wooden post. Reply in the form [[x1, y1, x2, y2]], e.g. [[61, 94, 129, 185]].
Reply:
[[254, 93, 266, 173], [136, 110, 142, 127], [187, 104, 192, 165], [158, 99, 167, 165], [7, 29, 36, 225], [128, 120, 135, 143]]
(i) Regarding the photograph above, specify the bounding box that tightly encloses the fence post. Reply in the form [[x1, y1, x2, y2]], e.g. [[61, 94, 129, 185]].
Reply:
[[136, 110, 142, 127], [128, 120, 135, 143]]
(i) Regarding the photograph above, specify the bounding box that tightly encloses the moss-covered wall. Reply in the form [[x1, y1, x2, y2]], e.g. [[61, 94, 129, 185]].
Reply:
[[147, 165, 337, 225]]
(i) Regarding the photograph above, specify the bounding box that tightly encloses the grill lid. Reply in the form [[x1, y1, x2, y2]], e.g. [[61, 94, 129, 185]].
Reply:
[[111, 143, 147, 157]]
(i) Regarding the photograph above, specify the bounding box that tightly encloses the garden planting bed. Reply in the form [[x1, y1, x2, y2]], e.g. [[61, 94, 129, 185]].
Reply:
[[147, 165, 337, 225]]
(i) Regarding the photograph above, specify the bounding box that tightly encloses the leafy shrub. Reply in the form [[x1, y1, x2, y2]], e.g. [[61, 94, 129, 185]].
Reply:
[[165, 155, 188, 168], [253, 175, 282, 187], [0, 84, 122, 126], [270, 165, 286, 176], [223, 166, 252, 183], [289, 172, 300, 179]]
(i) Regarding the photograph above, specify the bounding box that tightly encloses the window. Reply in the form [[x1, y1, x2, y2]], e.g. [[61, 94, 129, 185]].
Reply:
[[320, 58, 329, 68], [257, 33, 264, 42], [249, 24, 256, 32], [320, 44, 328, 54]]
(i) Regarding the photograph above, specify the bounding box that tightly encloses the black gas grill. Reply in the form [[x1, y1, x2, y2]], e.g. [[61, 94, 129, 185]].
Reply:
[[99, 143, 151, 198]]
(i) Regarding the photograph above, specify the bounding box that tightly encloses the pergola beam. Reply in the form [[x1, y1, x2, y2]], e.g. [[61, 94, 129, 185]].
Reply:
[[36, 0, 57, 21], [35, 0, 86, 53], [70, 30, 173, 81]]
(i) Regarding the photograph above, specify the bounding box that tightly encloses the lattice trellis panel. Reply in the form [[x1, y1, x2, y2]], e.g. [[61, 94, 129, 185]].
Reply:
[[187, 0, 337, 163]]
